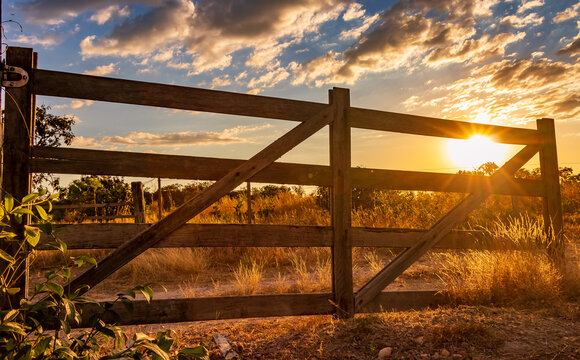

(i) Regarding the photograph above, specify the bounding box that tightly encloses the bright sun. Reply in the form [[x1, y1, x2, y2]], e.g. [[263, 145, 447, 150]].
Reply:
[[447, 135, 509, 170]]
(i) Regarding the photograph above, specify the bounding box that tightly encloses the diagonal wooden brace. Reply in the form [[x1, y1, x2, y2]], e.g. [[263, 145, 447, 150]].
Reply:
[[64, 106, 332, 295], [354, 144, 540, 311]]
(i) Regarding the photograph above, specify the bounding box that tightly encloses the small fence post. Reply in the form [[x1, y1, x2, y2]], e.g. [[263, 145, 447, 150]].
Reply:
[[131, 182, 146, 223], [246, 182, 252, 224], [157, 178, 163, 220], [1, 47, 36, 308], [537, 118, 564, 265], [329, 87, 354, 318]]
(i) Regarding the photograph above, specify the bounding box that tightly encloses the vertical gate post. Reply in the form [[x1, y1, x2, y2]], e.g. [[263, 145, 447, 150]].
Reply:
[[537, 118, 564, 265], [131, 182, 146, 223], [1, 47, 36, 307], [329, 87, 354, 318], [157, 178, 163, 220]]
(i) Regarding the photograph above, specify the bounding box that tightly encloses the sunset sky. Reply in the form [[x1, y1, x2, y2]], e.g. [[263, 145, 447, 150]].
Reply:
[[3, 0, 580, 182]]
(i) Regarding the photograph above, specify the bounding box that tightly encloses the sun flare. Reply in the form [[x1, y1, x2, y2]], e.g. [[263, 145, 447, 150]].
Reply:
[[447, 135, 509, 170]]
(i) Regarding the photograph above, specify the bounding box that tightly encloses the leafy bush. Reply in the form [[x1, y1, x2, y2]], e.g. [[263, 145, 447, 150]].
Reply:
[[0, 191, 207, 359]]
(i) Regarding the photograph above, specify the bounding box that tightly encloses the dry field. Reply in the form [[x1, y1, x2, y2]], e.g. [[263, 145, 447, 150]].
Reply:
[[31, 188, 580, 359]]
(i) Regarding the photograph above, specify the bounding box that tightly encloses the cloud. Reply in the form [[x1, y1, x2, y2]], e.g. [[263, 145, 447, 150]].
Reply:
[[339, 13, 380, 40], [557, 35, 580, 56], [553, 2, 580, 23], [210, 75, 232, 89], [247, 66, 290, 90], [89, 5, 130, 25], [500, 12, 543, 29], [16, 0, 161, 25], [516, 0, 544, 14], [293, 0, 513, 85], [402, 58, 580, 125], [342, 2, 365, 21], [83, 63, 119, 76], [75, 0, 349, 75], [12, 34, 62, 47], [53, 100, 94, 109], [71, 124, 272, 149]]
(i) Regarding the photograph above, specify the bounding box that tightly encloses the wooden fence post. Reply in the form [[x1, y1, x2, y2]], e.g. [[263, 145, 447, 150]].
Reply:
[[1, 47, 36, 307], [131, 182, 146, 223], [537, 118, 564, 264], [329, 87, 354, 318], [157, 178, 163, 220]]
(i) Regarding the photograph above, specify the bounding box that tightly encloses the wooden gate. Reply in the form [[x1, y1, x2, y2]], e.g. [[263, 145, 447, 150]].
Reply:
[[1, 47, 563, 324]]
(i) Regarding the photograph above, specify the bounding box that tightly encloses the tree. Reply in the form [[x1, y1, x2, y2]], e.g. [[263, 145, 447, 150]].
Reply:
[[32, 105, 76, 191], [34, 104, 75, 147]]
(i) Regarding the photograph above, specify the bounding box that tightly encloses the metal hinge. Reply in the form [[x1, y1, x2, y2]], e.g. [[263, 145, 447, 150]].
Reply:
[[1, 65, 29, 88]]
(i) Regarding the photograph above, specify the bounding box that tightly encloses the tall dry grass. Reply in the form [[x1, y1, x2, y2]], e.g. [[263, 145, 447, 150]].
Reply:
[[435, 216, 565, 306]]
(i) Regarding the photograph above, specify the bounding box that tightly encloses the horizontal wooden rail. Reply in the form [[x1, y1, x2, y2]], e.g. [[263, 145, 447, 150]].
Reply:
[[85, 215, 134, 220], [32, 147, 544, 196], [52, 202, 131, 209], [33, 69, 327, 122], [32, 69, 539, 143], [349, 108, 541, 145], [38, 223, 489, 250], [76, 291, 444, 326]]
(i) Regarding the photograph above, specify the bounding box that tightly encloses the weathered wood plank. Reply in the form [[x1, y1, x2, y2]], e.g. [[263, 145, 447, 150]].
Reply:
[[329, 88, 354, 318], [76, 291, 444, 326], [78, 293, 335, 325], [52, 202, 131, 209], [33, 69, 327, 122], [38, 224, 488, 250], [354, 144, 540, 310], [64, 106, 332, 295], [1, 47, 36, 307], [32, 147, 544, 196], [349, 107, 541, 145], [32, 69, 539, 143], [537, 118, 564, 264]]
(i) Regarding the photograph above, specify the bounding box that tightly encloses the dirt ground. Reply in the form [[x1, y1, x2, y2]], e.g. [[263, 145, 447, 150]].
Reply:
[[125, 300, 579, 359]]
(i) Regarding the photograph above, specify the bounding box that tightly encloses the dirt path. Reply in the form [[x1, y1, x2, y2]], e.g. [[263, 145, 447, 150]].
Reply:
[[129, 300, 579, 359]]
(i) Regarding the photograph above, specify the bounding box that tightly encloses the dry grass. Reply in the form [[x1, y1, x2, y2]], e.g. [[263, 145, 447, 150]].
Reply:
[[232, 260, 264, 295], [435, 216, 566, 306]]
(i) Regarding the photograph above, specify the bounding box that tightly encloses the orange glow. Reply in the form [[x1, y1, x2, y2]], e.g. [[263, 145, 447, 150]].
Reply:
[[447, 135, 509, 170]]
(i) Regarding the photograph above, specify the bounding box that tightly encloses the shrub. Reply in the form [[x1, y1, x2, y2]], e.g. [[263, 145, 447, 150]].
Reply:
[[0, 191, 208, 359]]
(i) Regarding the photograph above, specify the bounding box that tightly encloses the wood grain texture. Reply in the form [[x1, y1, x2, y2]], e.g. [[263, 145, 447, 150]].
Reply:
[[354, 144, 540, 310], [76, 291, 443, 326], [329, 88, 354, 318], [537, 118, 564, 263], [131, 182, 146, 223], [32, 146, 544, 196], [349, 107, 541, 145], [33, 69, 327, 122], [38, 224, 488, 250], [1, 47, 35, 307], [63, 106, 332, 295]]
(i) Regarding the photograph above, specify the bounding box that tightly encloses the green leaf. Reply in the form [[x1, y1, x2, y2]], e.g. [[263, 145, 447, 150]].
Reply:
[[48, 193, 60, 201], [24, 226, 40, 247], [74, 255, 97, 268], [6, 287, 21, 295], [3, 309, 19, 322], [0, 249, 16, 263], [32, 336, 52, 357], [4, 195, 14, 212], [13, 208, 34, 216], [0, 231, 16, 239], [139, 342, 170, 360], [178, 346, 208, 359], [34, 205, 48, 220], [21, 193, 39, 204], [44, 282, 64, 297]]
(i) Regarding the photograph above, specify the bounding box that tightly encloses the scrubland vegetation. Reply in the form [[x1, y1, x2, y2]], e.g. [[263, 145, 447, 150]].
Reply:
[[34, 165, 580, 308]]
